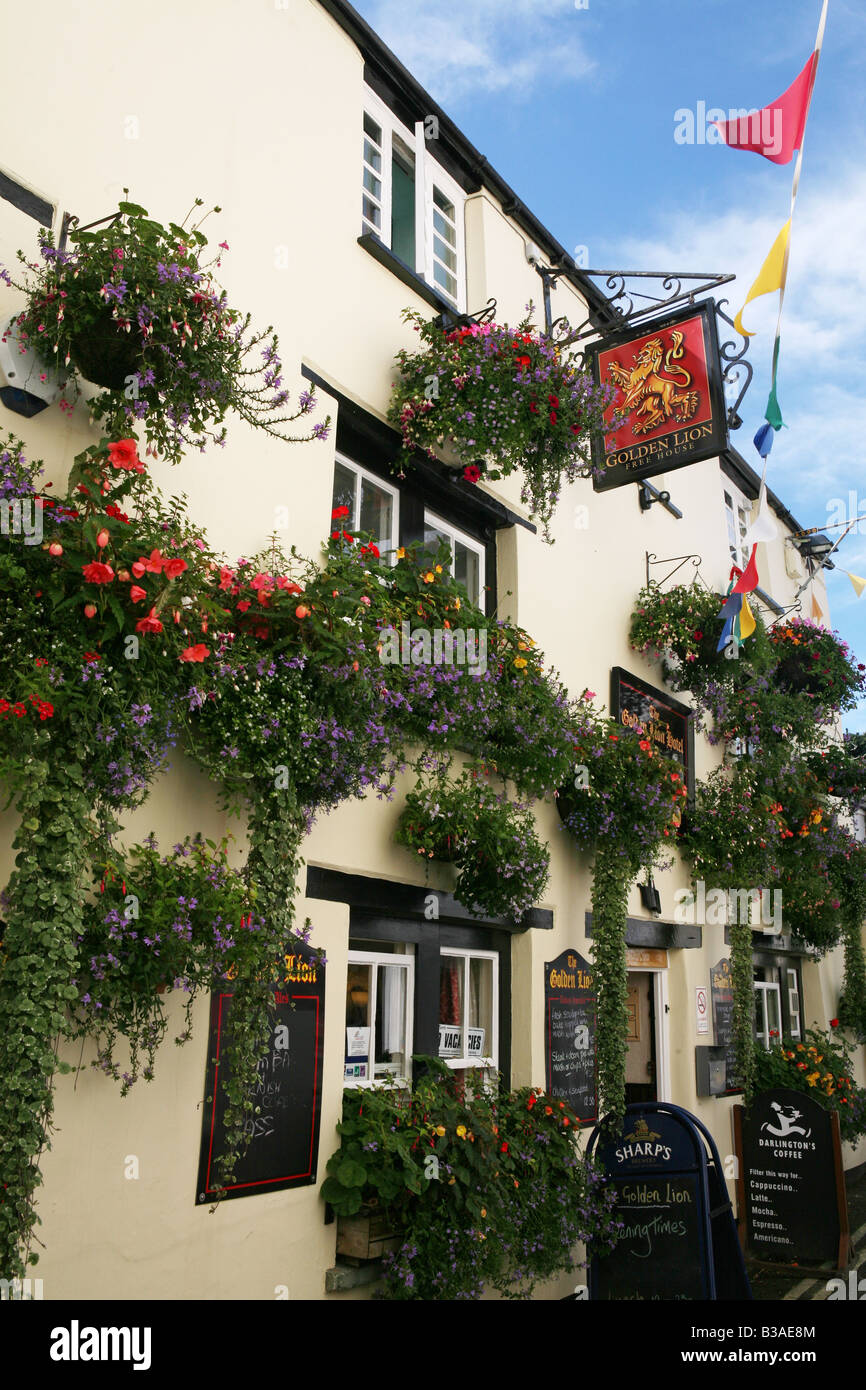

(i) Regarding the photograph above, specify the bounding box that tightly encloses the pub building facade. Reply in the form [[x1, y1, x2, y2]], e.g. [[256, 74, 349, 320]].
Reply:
[[0, 0, 863, 1300]]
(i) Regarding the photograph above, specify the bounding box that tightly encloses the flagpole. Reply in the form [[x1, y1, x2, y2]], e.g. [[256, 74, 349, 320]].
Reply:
[[765, 0, 829, 425]]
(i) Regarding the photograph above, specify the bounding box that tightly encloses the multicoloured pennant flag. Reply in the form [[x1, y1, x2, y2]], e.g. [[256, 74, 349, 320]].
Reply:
[[739, 595, 757, 641], [733, 543, 759, 595], [718, 0, 828, 429], [712, 52, 818, 164]]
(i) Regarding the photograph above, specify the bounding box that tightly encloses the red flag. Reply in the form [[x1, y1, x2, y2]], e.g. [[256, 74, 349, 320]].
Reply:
[[733, 543, 759, 595], [713, 52, 817, 165]]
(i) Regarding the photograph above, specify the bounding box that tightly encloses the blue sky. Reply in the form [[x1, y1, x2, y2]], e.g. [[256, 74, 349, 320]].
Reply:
[[351, 0, 866, 732]]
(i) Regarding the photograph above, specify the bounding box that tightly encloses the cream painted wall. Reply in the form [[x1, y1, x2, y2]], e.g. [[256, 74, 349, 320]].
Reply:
[[0, 0, 859, 1301]]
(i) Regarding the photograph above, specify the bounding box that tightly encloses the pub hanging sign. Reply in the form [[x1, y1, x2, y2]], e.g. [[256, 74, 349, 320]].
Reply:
[[589, 300, 729, 492]]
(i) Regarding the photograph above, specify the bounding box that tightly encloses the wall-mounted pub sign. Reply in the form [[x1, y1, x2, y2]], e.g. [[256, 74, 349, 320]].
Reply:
[[589, 300, 728, 492], [195, 942, 325, 1203], [544, 949, 597, 1124], [610, 667, 694, 800]]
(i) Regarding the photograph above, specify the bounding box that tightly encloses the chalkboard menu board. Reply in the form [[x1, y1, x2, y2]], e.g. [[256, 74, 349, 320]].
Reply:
[[710, 957, 742, 1094], [736, 1088, 844, 1266], [589, 1106, 713, 1300], [544, 949, 597, 1124], [598, 1175, 704, 1300], [196, 943, 325, 1203]]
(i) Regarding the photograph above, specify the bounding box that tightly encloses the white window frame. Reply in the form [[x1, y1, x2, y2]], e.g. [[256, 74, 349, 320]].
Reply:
[[723, 479, 753, 574], [438, 948, 498, 1073], [361, 89, 466, 310], [344, 949, 414, 1090], [787, 967, 801, 1041], [754, 980, 782, 1050], [424, 509, 486, 610], [333, 453, 400, 558]]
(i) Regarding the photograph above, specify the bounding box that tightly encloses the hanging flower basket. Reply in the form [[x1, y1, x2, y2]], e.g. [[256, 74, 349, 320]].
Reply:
[[395, 767, 549, 920], [67, 308, 142, 391], [4, 195, 329, 463], [387, 308, 613, 540], [769, 618, 866, 710]]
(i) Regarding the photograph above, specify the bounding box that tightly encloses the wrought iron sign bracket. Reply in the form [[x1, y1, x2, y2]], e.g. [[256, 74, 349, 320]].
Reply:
[[434, 297, 497, 335], [645, 551, 703, 589], [537, 268, 736, 349], [714, 301, 753, 431], [638, 479, 683, 520]]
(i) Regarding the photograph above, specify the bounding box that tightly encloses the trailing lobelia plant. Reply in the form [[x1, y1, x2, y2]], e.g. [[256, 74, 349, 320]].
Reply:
[[387, 308, 612, 540], [3, 196, 330, 462]]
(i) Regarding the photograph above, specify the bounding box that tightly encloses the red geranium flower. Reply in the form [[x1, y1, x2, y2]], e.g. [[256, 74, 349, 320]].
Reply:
[[276, 578, 303, 594], [236, 599, 251, 613], [162, 557, 187, 580], [82, 561, 115, 585], [549, 411, 557, 425], [331, 506, 350, 520], [129, 585, 147, 604], [179, 644, 209, 663], [462, 465, 481, 484], [83, 651, 101, 663], [830, 1018, 839, 1028]]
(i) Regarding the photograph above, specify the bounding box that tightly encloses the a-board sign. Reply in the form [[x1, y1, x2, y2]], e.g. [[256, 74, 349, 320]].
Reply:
[[588, 299, 728, 493], [710, 958, 742, 1094], [588, 1107, 713, 1300], [544, 948, 597, 1124], [195, 942, 325, 1203], [734, 1088, 848, 1268]]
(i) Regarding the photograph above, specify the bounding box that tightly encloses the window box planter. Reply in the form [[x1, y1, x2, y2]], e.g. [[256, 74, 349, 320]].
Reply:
[[335, 1206, 399, 1263]]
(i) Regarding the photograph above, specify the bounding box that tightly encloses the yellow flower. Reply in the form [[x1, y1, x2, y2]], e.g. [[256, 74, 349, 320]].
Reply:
[[513, 657, 528, 670], [806, 1071, 820, 1086], [435, 564, 443, 574], [396, 547, 406, 560], [435, 1125, 446, 1137], [448, 1176, 456, 1185], [480, 1207, 487, 1218], [456, 1124, 467, 1139], [453, 596, 461, 611], [422, 571, 435, 584]]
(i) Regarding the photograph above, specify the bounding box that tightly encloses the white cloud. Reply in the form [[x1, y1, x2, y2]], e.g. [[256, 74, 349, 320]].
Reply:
[[354, 0, 595, 103]]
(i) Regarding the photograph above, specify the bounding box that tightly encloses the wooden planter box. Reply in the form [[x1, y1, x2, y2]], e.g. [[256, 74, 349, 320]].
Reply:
[[336, 1208, 399, 1263]]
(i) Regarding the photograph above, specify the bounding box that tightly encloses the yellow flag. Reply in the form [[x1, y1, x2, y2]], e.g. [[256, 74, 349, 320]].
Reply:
[[811, 592, 823, 621], [739, 595, 756, 640], [735, 220, 792, 337], [847, 571, 866, 598]]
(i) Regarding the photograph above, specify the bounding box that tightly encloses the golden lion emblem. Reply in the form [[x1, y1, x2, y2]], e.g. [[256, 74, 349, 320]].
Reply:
[[607, 330, 700, 438]]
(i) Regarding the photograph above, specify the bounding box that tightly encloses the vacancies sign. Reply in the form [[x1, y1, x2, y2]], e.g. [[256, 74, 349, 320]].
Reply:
[[589, 301, 728, 492]]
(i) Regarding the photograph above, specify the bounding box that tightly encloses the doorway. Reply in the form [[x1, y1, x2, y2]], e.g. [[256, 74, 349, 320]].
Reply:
[[625, 971, 657, 1105]]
